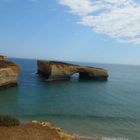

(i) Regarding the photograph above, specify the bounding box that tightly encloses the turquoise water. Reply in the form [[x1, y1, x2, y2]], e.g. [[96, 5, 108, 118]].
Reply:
[[0, 58, 140, 140]]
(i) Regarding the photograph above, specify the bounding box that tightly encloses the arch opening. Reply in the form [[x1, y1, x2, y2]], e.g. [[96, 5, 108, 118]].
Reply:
[[79, 72, 92, 79], [70, 73, 80, 80]]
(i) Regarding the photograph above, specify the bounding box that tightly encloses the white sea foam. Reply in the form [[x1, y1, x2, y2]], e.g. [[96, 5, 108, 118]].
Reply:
[[102, 137, 130, 140], [75, 134, 97, 139], [75, 134, 130, 140]]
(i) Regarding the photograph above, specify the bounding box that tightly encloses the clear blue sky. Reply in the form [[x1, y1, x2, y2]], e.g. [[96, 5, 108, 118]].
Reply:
[[1, 0, 140, 65]]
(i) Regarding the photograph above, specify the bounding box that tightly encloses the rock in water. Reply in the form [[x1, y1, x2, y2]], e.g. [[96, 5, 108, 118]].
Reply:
[[0, 56, 20, 89], [37, 60, 109, 81]]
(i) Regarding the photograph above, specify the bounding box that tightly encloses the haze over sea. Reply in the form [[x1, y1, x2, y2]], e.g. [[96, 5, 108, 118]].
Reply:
[[0, 58, 140, 140]]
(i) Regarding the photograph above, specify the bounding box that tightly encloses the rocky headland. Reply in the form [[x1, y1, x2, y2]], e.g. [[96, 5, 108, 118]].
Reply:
[[37, 60, 108, 81], [0, 56, 20, 88]]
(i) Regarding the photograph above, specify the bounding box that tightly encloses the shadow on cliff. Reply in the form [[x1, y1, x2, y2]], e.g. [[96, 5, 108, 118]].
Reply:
[[36, 72, 108, 84]]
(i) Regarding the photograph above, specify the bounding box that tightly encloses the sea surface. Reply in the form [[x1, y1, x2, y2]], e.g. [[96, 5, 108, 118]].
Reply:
[[0, 58, 140, 140]]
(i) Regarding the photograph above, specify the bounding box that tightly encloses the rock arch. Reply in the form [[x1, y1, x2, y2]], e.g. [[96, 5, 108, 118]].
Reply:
[[37, 60, 108, 81]]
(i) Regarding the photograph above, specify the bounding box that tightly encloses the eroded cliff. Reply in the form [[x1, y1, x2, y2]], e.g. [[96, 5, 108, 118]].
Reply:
[[0, 56, 20, 88], [37, 60, 109, 81]]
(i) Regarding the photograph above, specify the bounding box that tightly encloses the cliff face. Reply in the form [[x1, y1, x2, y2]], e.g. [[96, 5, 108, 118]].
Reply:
[[0, 56, 20, 88], [0, 56, 8, 61], [37, 60, 109, 81]]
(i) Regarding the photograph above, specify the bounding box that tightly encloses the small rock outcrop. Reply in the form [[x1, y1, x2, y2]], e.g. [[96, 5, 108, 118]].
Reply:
[[0, 56, 20, 88], [37, 60, 108, 81]]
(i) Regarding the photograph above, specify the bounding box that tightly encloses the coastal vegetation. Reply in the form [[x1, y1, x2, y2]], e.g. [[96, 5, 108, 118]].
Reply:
[[0, 115, 20, 127]]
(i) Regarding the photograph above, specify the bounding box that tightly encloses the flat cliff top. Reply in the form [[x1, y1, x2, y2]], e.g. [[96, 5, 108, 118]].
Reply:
[[38, 60, 107, 71], [41, 60, 79, 66]]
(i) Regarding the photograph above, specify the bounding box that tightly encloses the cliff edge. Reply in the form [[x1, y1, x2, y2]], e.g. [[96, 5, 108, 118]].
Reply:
[[0, 56, 20, 88], [37, 60, 108, 81]]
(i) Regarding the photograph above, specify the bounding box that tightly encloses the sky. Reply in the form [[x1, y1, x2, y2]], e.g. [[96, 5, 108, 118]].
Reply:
[[1, 0, 140, 65]]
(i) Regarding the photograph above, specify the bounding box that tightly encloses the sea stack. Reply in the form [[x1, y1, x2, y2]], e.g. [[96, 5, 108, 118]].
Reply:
[[0, 56, 20, 88], [37, 60, 109, 81]]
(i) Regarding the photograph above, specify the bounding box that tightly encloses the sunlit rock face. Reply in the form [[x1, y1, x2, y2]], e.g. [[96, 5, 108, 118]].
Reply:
[[37, 60, 109, 81], [0, 56, 20, 88], [0, 56, 8, 61]]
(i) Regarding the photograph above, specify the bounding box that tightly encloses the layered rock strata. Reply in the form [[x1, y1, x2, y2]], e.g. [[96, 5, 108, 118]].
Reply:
[[0, 56, 20, 88], [37, 60, 108, 81]]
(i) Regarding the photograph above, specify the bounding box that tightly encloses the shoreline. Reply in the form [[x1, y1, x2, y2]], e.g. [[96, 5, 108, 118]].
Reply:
[[21, 119, 100, 140], [31, 121, 101, 140], [0, 121, 130, 140], [0, 117, 131, 140], [0, 120, 100, 140]]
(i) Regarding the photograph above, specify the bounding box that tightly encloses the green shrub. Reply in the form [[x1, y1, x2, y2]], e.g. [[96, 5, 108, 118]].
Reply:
[[0, 115, 20, 127]]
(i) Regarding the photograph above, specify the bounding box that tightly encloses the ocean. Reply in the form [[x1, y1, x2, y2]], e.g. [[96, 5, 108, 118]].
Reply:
[[0, 58, 140, 140]]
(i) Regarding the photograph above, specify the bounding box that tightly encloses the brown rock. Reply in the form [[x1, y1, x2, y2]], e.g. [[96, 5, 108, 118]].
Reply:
[[37, 60, 109, 81], [0, 56, 20, 89], [0, 55, 8, 61]]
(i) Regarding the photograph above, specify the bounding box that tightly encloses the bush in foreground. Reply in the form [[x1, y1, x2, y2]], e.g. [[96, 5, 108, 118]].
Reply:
[[0, 115, 20, 127]]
